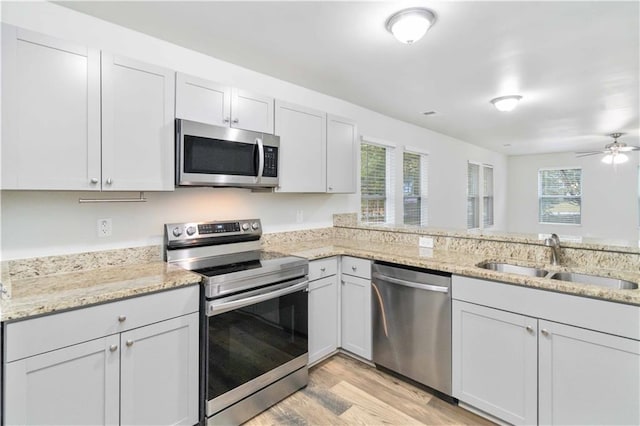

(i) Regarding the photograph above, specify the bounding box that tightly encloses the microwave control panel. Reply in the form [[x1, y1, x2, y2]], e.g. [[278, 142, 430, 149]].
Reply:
[[263, 146, 278, 178]]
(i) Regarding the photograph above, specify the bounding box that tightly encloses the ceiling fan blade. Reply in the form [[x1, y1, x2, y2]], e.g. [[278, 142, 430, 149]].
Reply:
[[618, 146, 640, 152], [575, 151, 604, 157]]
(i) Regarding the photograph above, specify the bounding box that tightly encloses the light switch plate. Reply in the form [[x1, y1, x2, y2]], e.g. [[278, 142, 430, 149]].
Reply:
[[419, 236, 434, 248]]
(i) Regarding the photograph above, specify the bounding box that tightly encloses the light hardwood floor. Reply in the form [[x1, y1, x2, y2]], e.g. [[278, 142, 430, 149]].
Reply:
[[244, 354, 494, 425]]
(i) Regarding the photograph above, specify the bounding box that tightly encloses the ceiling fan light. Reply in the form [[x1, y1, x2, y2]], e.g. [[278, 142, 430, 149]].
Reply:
[[601, 153, 629, 165], [490, 95, 523, 112], [386, 8, 437, 44]]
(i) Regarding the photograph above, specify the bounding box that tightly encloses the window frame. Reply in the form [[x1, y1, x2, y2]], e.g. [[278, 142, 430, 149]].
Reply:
[[402, 147, 428, 227], [360, 136, 396, 224], [538, 167, 582, 226], [467, 161, 494, 230]]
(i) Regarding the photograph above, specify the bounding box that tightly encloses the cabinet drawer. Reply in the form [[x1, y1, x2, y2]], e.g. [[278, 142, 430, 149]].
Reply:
[[341, 256, 371, 279], [6, 285, 199, 362], [309, 257, 337, 281]]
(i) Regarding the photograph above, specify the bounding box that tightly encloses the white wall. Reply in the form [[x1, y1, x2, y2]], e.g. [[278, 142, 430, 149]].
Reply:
[[0, 1, 507, 259], [507, 152, 639, 245]]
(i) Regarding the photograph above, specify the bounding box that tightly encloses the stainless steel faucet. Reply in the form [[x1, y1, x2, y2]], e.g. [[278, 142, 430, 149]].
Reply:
[[544, 233, 561, 265]]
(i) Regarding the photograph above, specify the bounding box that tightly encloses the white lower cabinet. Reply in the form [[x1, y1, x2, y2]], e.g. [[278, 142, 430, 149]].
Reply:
[[308, 275, 339, 365], [452, 275, 640, 426], [340, 257, 372, 360], [4, 286, 200, 426], [538, 320, 640, 426], [452, 300, 537, 425]]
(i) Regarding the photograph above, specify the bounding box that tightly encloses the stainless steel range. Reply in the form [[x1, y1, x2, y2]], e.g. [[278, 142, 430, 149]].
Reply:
[[164, 219, 309, 425]]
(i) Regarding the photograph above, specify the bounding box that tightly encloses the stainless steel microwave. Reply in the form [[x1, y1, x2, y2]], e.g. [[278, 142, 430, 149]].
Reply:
[[176, 119, 279, 188]]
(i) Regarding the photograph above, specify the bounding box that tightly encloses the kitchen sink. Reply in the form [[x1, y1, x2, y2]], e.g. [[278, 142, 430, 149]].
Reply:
[[478, 262, 549, 277], [550, 272, 638, 290]]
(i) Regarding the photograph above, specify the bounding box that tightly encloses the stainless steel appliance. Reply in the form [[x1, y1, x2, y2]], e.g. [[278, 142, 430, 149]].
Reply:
[[164, 219, 308, 425], [176, 119, 279, 188], [371, 261, 453, 398]]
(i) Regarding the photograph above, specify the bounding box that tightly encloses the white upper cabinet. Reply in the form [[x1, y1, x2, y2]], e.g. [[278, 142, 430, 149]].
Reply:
[[175, 72, 231, 127], [1, 25, 175, 192], [326, 115, 357, 193], [101, 53, 175, 191], [175, 72, 274, 134], [231, 88, 274, 134], [1, 25, 101, 190], [275, 100, 327, 192]]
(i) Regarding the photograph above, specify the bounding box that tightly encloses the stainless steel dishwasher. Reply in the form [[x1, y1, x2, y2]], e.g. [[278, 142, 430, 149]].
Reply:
[[371, 261, 452, 398]]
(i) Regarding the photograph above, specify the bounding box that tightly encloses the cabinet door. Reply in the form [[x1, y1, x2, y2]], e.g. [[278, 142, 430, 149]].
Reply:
[[1, 25, 101, 190], [120, 313, 199, 426], [5, 335, 120, 426], [341, 274, 372, 360], [452, 300, 537, 425], [275, 100, 327, 192], [101, 53, 175, 191], [539, 320, 640, 425], [175, 72, 231, 126], [231, 88, 274, 134], [326, 114, 357, 193], [309, 275, 339, 365]]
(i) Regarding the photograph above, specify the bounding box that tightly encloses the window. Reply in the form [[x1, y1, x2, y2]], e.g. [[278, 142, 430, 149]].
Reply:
[[538, 168, 582, 225], [467, 163, 494, 229], [361, 142, 395, 223], [403, 151, 428, 226]]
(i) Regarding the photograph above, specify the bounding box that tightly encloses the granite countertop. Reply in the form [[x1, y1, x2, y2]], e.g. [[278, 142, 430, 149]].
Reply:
[[265, 238, 640, 306], [0, 262, 202, 322]]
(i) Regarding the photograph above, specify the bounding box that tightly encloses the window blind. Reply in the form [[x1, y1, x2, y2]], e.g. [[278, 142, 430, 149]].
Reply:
[[467, 163, 480, 229], [361, 143, 395, 223], [483, 165, 494, 227], [538, 168, 582, 224], [403, 152, 428, 226]]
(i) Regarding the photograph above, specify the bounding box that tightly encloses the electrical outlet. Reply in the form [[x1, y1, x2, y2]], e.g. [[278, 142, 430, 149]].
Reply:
[[97, 218, 112, 238], [419, 236, 434, 248], [296, 210, 304, 223]]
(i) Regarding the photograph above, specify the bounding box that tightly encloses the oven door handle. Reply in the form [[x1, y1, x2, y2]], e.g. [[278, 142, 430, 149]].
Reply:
[[207, 279, 309, 316]]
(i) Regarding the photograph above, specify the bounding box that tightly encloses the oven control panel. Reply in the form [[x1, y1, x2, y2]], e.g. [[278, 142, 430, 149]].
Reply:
[[165, 219, 261, 244]]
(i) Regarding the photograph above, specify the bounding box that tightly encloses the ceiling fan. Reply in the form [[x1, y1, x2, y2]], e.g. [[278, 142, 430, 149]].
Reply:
[[576, 133, 640, 164]]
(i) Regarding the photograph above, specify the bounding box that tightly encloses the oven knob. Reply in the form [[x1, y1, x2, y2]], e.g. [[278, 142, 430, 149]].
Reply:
[[251, 222, 260, 230], [172, 227, 183, 237], [242, 223, 250, 231], [186, 226, 196, 236]]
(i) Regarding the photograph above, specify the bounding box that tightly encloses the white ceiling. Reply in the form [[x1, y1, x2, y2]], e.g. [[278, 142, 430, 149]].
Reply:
[[57, 1, 639, 155]]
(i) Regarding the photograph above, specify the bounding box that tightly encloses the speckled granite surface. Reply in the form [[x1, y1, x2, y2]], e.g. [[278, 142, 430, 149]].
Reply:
[[0, 262, 201, 322], [264, 238, 640, 306]]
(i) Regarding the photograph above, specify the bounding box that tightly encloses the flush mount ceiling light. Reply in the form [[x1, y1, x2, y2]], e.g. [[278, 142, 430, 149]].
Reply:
[[385, 8, 437, 44], [490, 95, 523, 112]]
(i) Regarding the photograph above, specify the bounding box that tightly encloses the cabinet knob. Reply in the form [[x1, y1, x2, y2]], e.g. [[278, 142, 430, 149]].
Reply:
[[525, 325, 534, 333], [541, 329, 550, 336], [341, 280, 345, 285], [106, 178, 113, 185], [90, 178, 99, 184], [126, 340, 134, 347], [109, 345, 118, 352], [328, 186, 333, 191], [320, 267, 326, 272], [118, 315, 127, 322], [352, 266, 357, 271], [232, 118, 239, 124], [223, 117, 230, 123]]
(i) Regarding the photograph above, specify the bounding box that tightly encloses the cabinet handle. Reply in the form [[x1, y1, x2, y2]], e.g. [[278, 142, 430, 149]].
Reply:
[[126, 340, 134, 347], [90, 178, 99, 184], [106, 178, 113, 185], [109, 345, 118, 352], [320, 267, 326, 272], [232, 118, 239, 124], [541, 329, 550, 336], [525, 325, 534, 333], [223, 117, 230, 123], [118, 315, 127, 322]]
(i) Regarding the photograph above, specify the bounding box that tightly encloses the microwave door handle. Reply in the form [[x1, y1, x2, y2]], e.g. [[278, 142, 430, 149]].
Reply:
[[255, 137, 264, 181]]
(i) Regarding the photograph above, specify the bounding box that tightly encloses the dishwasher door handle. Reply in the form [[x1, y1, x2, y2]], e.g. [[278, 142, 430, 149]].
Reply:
[[372, 272, 449, 293]]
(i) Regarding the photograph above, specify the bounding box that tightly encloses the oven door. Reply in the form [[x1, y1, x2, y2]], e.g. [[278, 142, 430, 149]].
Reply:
[[205, 277, 308, 417], [176, 119, 279, 188]]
